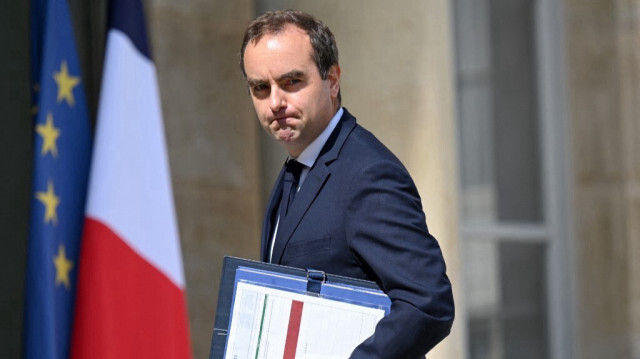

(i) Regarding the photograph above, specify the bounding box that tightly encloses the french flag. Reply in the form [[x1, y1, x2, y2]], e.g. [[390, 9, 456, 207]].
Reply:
[[71, 0, 192, 357]]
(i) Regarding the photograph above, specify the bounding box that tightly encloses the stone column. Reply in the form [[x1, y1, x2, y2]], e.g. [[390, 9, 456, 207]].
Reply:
[[565, 0, 640, 357], [615, 1, 640, 357], [255, 1, 464, 357], [148, 1, 260, 357]]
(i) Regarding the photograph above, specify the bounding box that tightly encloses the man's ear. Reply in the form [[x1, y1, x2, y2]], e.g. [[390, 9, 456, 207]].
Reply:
[[328, 64, 341, 97]]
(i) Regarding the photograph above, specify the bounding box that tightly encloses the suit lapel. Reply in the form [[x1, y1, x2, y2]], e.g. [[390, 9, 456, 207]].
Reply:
[[271, 110, 357, 264], [271, 165, 330, 263]]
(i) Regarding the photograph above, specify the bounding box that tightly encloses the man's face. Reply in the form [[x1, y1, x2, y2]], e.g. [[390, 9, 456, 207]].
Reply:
[[243, 25, 341, 157]]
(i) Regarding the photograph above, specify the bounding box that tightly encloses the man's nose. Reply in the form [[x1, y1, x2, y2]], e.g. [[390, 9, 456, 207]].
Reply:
[[269, 87, 286, 112]]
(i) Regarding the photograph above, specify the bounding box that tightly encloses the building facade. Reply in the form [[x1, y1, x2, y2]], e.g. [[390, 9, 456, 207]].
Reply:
[[1, 0, 639, 358]]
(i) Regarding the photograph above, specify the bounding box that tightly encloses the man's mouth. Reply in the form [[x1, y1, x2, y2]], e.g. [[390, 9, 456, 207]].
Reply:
[[272, 115, 294, 123]]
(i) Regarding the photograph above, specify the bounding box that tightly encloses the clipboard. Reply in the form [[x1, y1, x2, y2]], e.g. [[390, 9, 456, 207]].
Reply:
[[209, 256, 391, 359]]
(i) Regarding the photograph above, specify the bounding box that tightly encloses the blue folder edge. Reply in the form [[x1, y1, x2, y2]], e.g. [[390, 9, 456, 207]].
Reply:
[[209, 256, 391, 359]]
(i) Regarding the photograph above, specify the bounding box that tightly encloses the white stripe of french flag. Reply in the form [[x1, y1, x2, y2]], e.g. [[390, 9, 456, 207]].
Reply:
[[71, 0, 191, 357]]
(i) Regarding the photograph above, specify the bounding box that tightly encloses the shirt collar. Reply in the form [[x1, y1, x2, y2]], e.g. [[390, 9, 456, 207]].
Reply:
[[293, 107, 344, 168]]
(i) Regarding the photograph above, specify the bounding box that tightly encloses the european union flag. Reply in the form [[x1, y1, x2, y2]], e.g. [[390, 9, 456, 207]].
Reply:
[[24, 0, 92, 358]]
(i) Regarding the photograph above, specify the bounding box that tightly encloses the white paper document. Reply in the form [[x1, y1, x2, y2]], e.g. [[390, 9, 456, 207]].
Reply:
[[224, 282, 386, 359]]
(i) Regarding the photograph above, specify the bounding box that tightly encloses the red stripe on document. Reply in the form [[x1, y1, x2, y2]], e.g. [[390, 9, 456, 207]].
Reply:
[[283, 300, 304, 359]]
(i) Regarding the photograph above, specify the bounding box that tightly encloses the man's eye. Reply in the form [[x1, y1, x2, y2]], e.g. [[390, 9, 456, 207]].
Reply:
[[282, 79, 302, 89], [252, 84, 268, 92]]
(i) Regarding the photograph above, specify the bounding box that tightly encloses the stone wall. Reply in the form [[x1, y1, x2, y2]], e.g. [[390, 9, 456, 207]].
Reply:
[[565, 0, 640, 357]]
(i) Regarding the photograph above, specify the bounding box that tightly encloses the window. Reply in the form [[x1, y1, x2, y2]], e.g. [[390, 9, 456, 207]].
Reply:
[[453, 0, 572, 358]]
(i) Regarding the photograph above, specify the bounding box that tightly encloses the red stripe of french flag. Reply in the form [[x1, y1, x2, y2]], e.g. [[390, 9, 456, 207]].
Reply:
[[72, 220, 190, 357], [70, 5, 191, 358]]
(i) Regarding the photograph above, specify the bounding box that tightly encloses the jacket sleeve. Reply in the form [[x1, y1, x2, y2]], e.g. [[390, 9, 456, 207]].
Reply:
[[345, 159, 455, 359]]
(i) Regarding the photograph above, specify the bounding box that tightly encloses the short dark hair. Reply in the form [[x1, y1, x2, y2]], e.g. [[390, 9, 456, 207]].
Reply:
[[240, 9, 339, 82]]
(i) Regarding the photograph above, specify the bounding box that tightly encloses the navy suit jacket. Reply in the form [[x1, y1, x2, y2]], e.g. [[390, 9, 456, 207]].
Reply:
[[261, 109, 454, 358]]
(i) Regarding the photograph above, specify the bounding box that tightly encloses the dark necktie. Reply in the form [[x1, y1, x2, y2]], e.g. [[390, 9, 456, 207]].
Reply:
[[278, 160, 305, 218]]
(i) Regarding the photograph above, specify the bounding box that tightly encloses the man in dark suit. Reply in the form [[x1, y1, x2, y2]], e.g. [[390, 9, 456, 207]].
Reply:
[[241, 9, 454, 358]]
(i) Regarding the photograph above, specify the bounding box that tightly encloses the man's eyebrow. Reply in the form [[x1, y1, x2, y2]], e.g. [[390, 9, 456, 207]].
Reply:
[[246, 77, 266, 88], [276, 70, 305, 81], [246, 70, 305, 88]]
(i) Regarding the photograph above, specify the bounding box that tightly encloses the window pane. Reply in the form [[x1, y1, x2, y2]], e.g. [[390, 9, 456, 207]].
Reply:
[[464, 239, 549, 359], [454, 0, 496, 223], [454, 0, 543, 224], [489, 0, 542, 223]]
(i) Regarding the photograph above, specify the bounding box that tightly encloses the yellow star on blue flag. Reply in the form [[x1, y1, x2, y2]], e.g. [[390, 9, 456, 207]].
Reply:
[[36, 112, 60, 157], [53, 60, 80, 106], [53, 244, 74, 289]]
